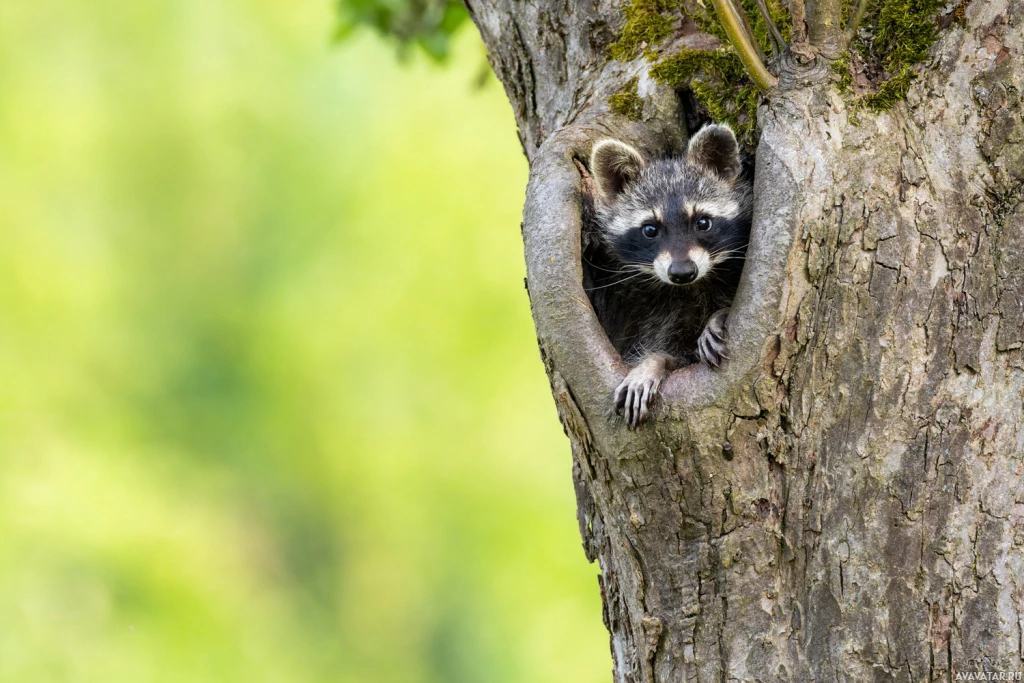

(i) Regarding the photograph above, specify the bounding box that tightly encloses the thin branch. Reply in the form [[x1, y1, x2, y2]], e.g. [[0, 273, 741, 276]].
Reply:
[[708, 0, 779, 90], [791, 0, 807, 43], [754, 0, 788, 55], [845, 0, 870, 40], [808, 0, 844, 48], [726, 0, 767, 64]]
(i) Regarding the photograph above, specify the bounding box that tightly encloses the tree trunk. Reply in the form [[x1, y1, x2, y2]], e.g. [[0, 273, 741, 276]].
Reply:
[[467, 0, 1024, 677]]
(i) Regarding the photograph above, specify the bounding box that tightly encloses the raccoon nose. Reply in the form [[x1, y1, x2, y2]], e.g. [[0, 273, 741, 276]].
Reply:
[[668, 261, 697, 284]]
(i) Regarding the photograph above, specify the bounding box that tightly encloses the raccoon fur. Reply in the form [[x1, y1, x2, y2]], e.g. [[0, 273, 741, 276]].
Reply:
[[583, 123, 753, 427]]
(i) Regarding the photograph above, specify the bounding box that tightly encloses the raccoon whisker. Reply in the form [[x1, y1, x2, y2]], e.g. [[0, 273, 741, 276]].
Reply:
[[621, 268, 658, 280], [584, 272, 647, 291], [587, 264, 632, 275], [582, 255, 632, 274], [710, 248, 749, 258], [710, 250, 749, 265], [706, 268, 736, 281], [620, 262, 656, 271], [640, 275, 664, 289]]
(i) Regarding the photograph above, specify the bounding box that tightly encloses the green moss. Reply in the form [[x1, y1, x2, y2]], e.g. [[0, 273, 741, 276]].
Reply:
[[608, 77, 645, 120], [831, 52, 853, 93], [608, 0, 790, 145], [607, 0, 682, 61], [689, 0, 791, 56], [650, 49, 760, 147], [839, 0, 856, 28], [747, 0, 792, 50], [841, 0, 945, 111], [872, 0, 937, 63], [873, 0, 942, 68], [650, 48, 746, 86], [692, 81, 760, 143], [687, 2, 729, 42], [860, 66, 915, 110], [640, 0, 786, 147], [605, 0, 789, 62]]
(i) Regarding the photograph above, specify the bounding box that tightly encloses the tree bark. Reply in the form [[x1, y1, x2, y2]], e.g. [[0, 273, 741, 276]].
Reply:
[[467, 0, 1024, 677]]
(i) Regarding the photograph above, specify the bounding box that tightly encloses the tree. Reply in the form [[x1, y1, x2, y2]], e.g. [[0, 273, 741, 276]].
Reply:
[[459, 0, 1024, 678], [340, 0, 1023, 674]]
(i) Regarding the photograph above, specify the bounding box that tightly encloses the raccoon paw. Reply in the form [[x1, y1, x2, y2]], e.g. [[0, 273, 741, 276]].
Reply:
[[697, 308, 730, 368], [614, 355, 671, 428]]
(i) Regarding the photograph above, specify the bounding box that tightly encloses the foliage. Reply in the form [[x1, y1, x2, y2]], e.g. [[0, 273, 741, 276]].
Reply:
[[336, 0, 469, 60], [0, 2, 608, 681]]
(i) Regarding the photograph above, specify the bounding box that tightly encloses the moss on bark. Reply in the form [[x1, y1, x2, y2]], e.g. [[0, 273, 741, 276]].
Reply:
[[831, 0, 953, 111], [607, 0, 682, 60], [609, 77, 646, 120], [650, 49, 760, 146]]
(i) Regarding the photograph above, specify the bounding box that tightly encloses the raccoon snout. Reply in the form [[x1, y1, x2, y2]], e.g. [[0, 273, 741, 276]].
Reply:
[[668, 261, 697, 285]]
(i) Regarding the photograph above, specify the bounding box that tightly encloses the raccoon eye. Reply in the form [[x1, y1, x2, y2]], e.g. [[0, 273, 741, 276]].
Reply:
[[641, 224, 659, 238], [696, 217, 713, 231]]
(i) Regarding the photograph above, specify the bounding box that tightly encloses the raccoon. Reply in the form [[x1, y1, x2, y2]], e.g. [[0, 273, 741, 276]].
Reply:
[[585, 123, 753, 427]]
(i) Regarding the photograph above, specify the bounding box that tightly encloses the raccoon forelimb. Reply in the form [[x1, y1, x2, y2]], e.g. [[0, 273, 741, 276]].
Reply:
[[614, 353, 677, 428], [696, 308, 730, 368]]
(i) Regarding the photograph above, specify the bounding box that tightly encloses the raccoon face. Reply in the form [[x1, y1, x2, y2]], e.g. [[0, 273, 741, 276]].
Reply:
[[589, 124, 753, 287]]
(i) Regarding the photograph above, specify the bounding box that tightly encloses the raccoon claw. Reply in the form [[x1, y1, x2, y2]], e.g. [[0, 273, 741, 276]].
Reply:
[[698, 309, 730, 368], [614, 374, 659, 428], [614, 356, 670, 428]]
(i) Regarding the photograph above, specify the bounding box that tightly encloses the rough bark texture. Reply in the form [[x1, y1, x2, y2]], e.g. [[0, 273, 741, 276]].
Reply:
[[467, 0, 1024, 677]]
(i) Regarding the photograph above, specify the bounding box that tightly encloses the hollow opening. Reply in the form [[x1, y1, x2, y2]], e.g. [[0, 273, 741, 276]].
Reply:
[[579, 93, 758, 385]]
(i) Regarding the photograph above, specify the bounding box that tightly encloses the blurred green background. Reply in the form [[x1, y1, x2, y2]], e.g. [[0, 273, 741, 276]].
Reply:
[[0, 1, 610, 680]]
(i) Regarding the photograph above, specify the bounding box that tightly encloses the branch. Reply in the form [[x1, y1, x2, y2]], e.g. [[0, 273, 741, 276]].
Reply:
[[728, 0, 768, 64], [754, 0, 788, 55], [708, 0, 779, 90], [845, 0, 869, 40], [807, 0, 844, 49], [791, 0, 807, 43]]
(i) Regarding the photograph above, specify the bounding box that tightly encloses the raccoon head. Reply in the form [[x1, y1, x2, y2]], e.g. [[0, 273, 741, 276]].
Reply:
[[589, 124, 752, 286]]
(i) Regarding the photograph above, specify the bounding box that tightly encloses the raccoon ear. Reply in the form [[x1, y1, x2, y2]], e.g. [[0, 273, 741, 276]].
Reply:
[[687, 124, 742, 180], [590, 139, 645, 198]]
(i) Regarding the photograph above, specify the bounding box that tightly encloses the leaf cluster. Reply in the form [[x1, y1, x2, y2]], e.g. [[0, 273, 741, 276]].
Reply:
[[336, 0, 469, 60]]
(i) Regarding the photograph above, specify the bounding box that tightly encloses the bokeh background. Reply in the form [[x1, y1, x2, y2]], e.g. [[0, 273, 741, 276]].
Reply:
[[0, 1, 610, 680]]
